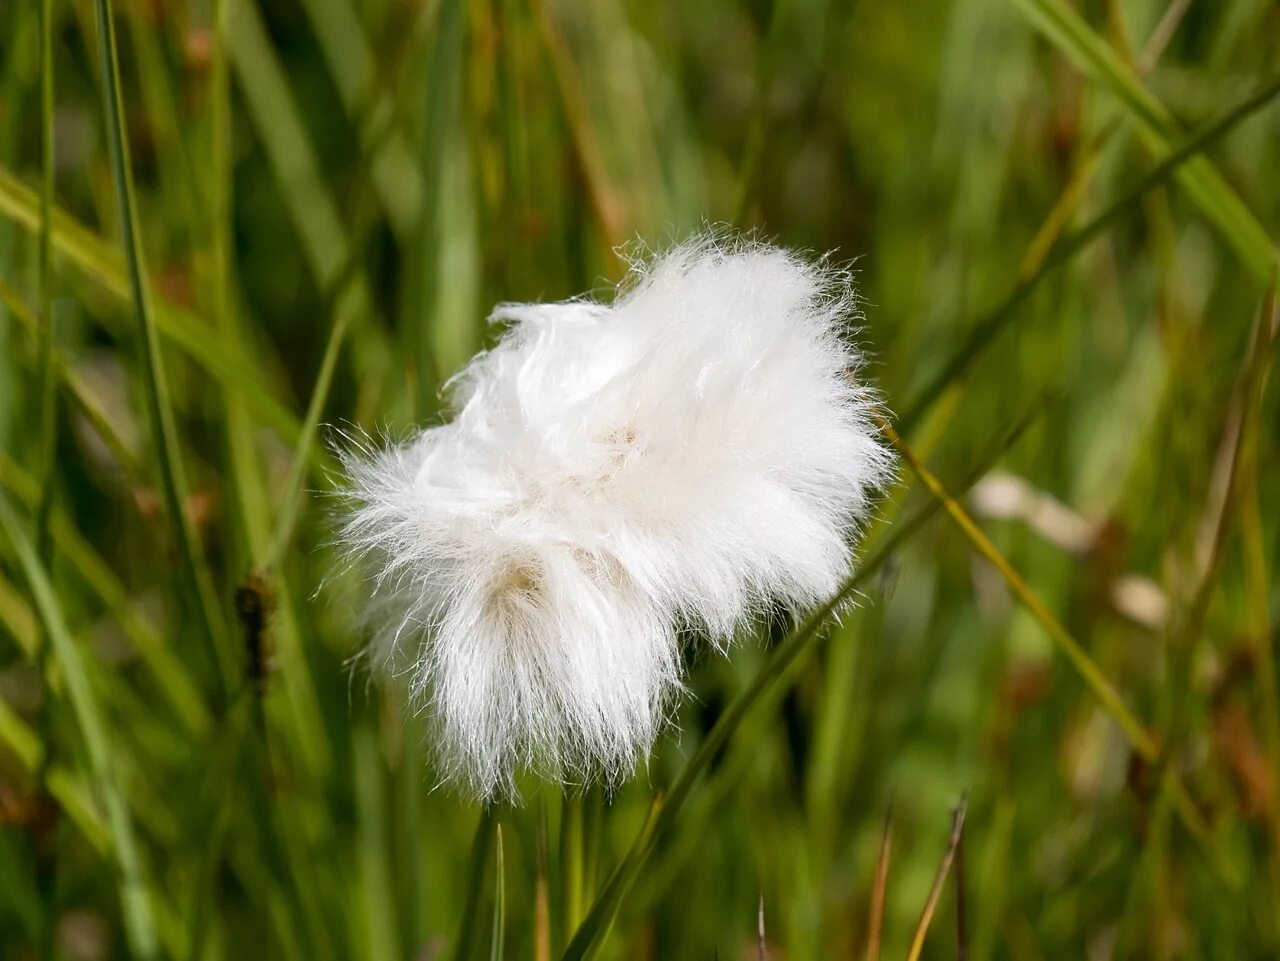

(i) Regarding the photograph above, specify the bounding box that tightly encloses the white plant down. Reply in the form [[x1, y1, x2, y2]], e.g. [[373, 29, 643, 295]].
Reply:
[[339, 235, 894, 800]]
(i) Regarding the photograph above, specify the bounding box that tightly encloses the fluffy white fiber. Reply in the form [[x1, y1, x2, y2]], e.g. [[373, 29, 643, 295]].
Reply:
[[339, 235, 893, 799]]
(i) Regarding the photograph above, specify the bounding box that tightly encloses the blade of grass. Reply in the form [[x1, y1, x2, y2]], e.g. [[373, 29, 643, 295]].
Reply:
[[294, 0, 422, 239], [904, 796, 968, 961], [561, 792, 586, 951], [262, 243, 363, 571], [531, 0, 626, 259], [491, 824, 506, 961], [1009, 0, 1277, 280], [0, 277, 139, 473], [883, 422, 1240, 888], [1240, 291, 1280, 865], [1015, 0, 1190, 283], [0, 695, 110, 852], [0, 491, 159, 959], [0, 451, 211, 735], [456, 809, 497, 961], [536, 805, 552, 961], [91, 0, 234, 695], [32, 4, 58, 944], [354, 726, 400, 961], [563, 396, 1046, 961], [34, 0, 56, 558], [897, 74, 1280, 435], [560, 794, 663, 961], [0, 167, 307, 448]]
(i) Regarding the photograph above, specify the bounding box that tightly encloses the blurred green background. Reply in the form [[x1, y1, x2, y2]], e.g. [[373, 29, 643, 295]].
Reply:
[[1, 0, 1279, 957]]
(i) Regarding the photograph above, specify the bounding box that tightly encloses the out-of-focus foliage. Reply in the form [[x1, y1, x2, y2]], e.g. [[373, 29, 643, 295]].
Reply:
[[1, 0, 1278, 958]]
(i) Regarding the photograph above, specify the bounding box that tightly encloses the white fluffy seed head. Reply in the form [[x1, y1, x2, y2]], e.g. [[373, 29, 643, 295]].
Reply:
[[339, 234, 894, 800]]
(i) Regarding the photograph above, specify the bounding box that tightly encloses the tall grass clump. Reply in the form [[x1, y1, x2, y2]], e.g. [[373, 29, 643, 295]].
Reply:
[[0, 1, 1278, 959]]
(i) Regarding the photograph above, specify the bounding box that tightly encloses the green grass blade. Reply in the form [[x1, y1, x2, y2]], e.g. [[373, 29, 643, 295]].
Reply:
[[0, 492, 159, 958], [0, 450, 211, 735], [885, 424, 1239, 888], [225, 0, 356, 288], [354, 726, 399, 961], [0, 166, 308, 447], [91, 0, 234, 693], [561, 398, 1046, 961], [490, 824, 506, 961], [456, 810, 496, 961], [264, 282, 357, 571], [0, 694, 111, 852], [294, 0, 422, 239], [1009, 0, 1277, 280], [897, 74, 1280, 434], [34, 0, 56, 560]]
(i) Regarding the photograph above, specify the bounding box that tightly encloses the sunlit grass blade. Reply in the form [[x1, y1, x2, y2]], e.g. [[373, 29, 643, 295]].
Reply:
[[0, 166, 306, 447], [0, 694, 110, 852], [0, 491, 159, 958], [91, 0, 234, 693], [904, 796, 967, 961], [0, 452, 211, 734], [561, 793, 663, 961], [1009, 0, 1277, 281], [883, 422, 1240, 887], [897, 74, 1280, 434], [0, 277, 139, 473]]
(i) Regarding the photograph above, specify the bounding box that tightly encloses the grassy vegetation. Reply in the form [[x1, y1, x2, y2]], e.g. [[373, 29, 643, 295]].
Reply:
[[1, 0, 1278, 958]]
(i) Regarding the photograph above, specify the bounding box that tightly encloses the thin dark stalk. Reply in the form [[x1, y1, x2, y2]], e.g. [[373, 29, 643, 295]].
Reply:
[[33, 3, 58, 956], [91, 0, 234, 694]]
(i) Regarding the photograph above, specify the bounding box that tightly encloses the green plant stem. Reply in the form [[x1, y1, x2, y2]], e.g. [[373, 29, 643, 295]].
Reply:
[[91, 0, 234, 696], [897, 73, 1280, 436], [33, 2, 58, 955]]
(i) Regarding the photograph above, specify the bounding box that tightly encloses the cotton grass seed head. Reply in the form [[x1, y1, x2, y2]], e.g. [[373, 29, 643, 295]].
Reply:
[[339, 234, 894, 800]]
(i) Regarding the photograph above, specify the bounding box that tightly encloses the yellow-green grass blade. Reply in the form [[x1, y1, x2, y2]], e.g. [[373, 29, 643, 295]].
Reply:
[[1009, 0, 1277, 281], [555, 399, 1052, 961], [0, 491, 159, 959], [0, 276, 140, 473], [354, 725, 399, 961], [897, 74, 1280, 435], [226, 0, 366, 291], [885, 424, 1239, 888], [211, 0, 332, 780], [490, 824, 506, 961], [455, 809, 497, 961], [0, 451, 212, 735], [0, 693, 111, 852], [294, 0, 422, 239], [92, 0, 234, 693], [0, 166, 307, 449]]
